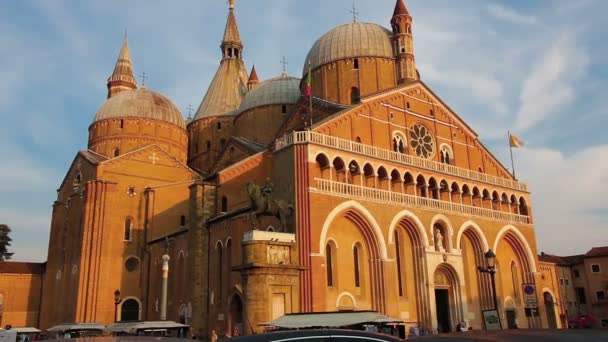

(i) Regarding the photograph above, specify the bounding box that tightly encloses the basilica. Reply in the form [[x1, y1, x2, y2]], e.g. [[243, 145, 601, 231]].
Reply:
[[11, 0, 564, 337]]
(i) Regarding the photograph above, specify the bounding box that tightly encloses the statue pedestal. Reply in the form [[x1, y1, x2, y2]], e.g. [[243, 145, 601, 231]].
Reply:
[[236, 230, 302, 334]]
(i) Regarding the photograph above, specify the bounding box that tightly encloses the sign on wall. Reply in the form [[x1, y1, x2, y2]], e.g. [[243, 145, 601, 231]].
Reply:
[[482, 310, 502, 331], [522, 284, 538, 308]]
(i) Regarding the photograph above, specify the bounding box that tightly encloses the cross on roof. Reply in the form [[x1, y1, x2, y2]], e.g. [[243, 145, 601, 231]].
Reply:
[[349, 1, 360, 23], [148, 152, 159, 164], [139, 72, 148, 87], [186, 104, 194, 119], [281, 56, 288, 74]]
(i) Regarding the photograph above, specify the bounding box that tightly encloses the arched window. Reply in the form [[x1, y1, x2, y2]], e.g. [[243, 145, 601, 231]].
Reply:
[[351, 87, 361, 104], [326, 243, 334, 287], [281, 104, 287, 114], [395, 231, 404, 296], [124, 217, 132, 241], [440, 145, 453, 165], [226, 239, 232, 278], [353, 245, 361, 288], [393, 132, 407, 154], [113, 148, 120, 157], [356, 136, 362, 143], [217, 122, 222, 130], [217, 243, 223, 299], [519, 197, 529, 216], [119, 119, 124, 129], [221, 196, 228, 213], [206, 140, 211, 151], [511, 261, 520, 300], [354, 58, 359, 70], [180, 215, 186, 226], [121, 298, 140, 322], [234, 49, 239, 58]]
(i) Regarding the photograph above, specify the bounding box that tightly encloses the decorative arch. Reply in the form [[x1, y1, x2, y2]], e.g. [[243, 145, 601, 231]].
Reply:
[[319, 200, 388, 259], [493, 225, 537, 273], [336, 292, 357, 309], [318, 200, 388, 312], [455, 221, 490, 252], [119, 296, 142, 321], [430, 214, 454, 252], [387, 210, 429, 246]]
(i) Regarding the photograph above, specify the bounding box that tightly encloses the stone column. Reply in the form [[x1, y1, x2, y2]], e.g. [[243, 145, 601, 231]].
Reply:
[[161, 254, 170, 320]]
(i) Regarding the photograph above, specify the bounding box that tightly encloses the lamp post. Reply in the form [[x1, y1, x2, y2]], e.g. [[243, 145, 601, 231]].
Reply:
[[114, 289, 122, 323], [478, 249, 502, 329]]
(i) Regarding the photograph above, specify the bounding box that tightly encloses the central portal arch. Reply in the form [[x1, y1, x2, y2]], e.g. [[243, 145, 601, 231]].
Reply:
[[433, 264, 462, 333]]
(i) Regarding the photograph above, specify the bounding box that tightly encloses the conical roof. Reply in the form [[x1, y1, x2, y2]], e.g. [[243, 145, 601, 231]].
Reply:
[[393, 0, 409, 16], [223, 9, 242, 45], [193, 1, 248, 119], [107, 38, 137, 98], [248, 65, 259, 83]]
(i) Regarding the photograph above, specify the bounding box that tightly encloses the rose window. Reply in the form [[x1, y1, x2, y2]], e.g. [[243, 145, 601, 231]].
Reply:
[[410, 124, 435, 159]]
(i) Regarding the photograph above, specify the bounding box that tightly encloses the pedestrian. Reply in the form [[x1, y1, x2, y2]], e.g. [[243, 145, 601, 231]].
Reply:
[[210, 329, 218, 342]]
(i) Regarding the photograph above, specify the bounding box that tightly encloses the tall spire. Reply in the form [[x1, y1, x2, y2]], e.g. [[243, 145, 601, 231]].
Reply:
[[391, 0, 417, 83], [107, 36, 137, 98], [221, 0, 243, 61]]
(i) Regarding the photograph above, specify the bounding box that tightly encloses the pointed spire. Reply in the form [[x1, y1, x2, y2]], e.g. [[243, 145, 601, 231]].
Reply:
[[107, 36, 137, 98], [248, 65, 259, 90], [221, 0, 243, 60], [393, 0, 409, 17]]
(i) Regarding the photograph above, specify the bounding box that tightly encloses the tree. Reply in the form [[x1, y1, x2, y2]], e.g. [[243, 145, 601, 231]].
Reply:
[[0, 224, 14, 261]]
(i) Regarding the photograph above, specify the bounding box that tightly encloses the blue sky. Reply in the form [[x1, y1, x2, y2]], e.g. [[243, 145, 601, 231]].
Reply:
[[1, 0, 606, 261]]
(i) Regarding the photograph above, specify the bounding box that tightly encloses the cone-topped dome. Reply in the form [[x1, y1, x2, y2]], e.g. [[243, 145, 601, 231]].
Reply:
[[193, 0, 248, 120], [393, 0, 409, 16], [107, 37, 137, 99]]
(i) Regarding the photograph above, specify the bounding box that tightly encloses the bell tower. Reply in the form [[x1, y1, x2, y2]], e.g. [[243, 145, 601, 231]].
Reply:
[[391, 0, 417, 83]]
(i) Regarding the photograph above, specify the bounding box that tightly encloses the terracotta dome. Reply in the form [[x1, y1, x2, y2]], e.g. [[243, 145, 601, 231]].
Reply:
[[94, 88, 186, 129], [238, 75, 301, 114], [303, 22, 394, 76]]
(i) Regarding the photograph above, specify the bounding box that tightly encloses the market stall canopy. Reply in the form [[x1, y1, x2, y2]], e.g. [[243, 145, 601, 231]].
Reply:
[[105, 321, 189, 334], [12, 328, 41, 334], [47, 323, 105, 332], [262, 311, 402, 329]]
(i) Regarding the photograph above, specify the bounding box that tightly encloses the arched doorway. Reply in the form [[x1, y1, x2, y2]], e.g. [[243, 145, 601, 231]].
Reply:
[[120, 298, 140, 322], [433, 265, 460, 333], [229, 295, 244, 336], [544, 292, 557, 329]]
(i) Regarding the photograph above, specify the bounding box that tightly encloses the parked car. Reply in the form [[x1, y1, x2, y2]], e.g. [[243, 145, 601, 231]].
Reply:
[[229, 329, 403, 342], [568, 314, 594, 329]]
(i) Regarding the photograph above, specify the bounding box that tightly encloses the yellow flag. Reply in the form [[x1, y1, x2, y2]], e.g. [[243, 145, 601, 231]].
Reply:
[[509, 134, 525, 148]]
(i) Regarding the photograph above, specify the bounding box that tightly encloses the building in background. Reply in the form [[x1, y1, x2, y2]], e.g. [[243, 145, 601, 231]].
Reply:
[[540, 247, 608, 328], [0, 262, 44, 328], [1, 0, 564, 336]]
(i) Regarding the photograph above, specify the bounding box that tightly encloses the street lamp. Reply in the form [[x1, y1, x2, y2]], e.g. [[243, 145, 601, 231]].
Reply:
[[478, 249, 501, 329], [114, 289, 122, 323]]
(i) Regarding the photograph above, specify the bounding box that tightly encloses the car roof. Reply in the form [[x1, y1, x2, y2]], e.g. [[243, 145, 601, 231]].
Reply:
[[230, 329, 402, 342]]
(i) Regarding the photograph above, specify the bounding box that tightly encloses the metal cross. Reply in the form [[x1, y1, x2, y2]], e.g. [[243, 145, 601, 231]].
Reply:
[[186, 104, 194, 118], [139, 72, 148, 87], [281, 56, 288, 73], [349, 0, 359, 22], [148, 152, 159, 164]]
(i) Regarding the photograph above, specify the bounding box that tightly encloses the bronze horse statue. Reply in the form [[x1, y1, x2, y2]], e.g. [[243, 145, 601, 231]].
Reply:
[[246, 182, 293, 232]]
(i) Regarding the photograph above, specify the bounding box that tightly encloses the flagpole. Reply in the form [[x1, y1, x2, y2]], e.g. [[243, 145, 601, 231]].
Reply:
[[509, 131, 516, 179], [308, 61, 313, 130]]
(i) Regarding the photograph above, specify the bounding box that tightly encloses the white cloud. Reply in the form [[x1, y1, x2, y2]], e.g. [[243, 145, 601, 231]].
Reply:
[[519, 145, 608, 255], [485, 3, 539, 25], [515, 33, 590, 131]]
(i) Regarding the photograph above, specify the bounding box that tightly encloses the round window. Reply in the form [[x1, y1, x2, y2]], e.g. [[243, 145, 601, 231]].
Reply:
[[410, 124, 435, 159], [125, 257, 140, 272]]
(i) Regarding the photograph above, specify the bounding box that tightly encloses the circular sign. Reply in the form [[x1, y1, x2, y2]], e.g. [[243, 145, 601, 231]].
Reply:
[[523, 285, 535, 295]]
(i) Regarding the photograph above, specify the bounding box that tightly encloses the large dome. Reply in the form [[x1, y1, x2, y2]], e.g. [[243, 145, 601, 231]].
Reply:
[[238, 75, 301, 114], [94, 88, 186, 129], [303, 22, 394, 76]]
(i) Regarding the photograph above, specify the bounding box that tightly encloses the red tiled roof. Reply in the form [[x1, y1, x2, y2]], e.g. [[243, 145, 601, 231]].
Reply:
[[585, 246, 608, 258], [0, 261, 45, 274]]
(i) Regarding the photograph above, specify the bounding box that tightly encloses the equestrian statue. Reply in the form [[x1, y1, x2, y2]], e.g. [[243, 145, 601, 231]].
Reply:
[[246, 179, 293, 232]]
